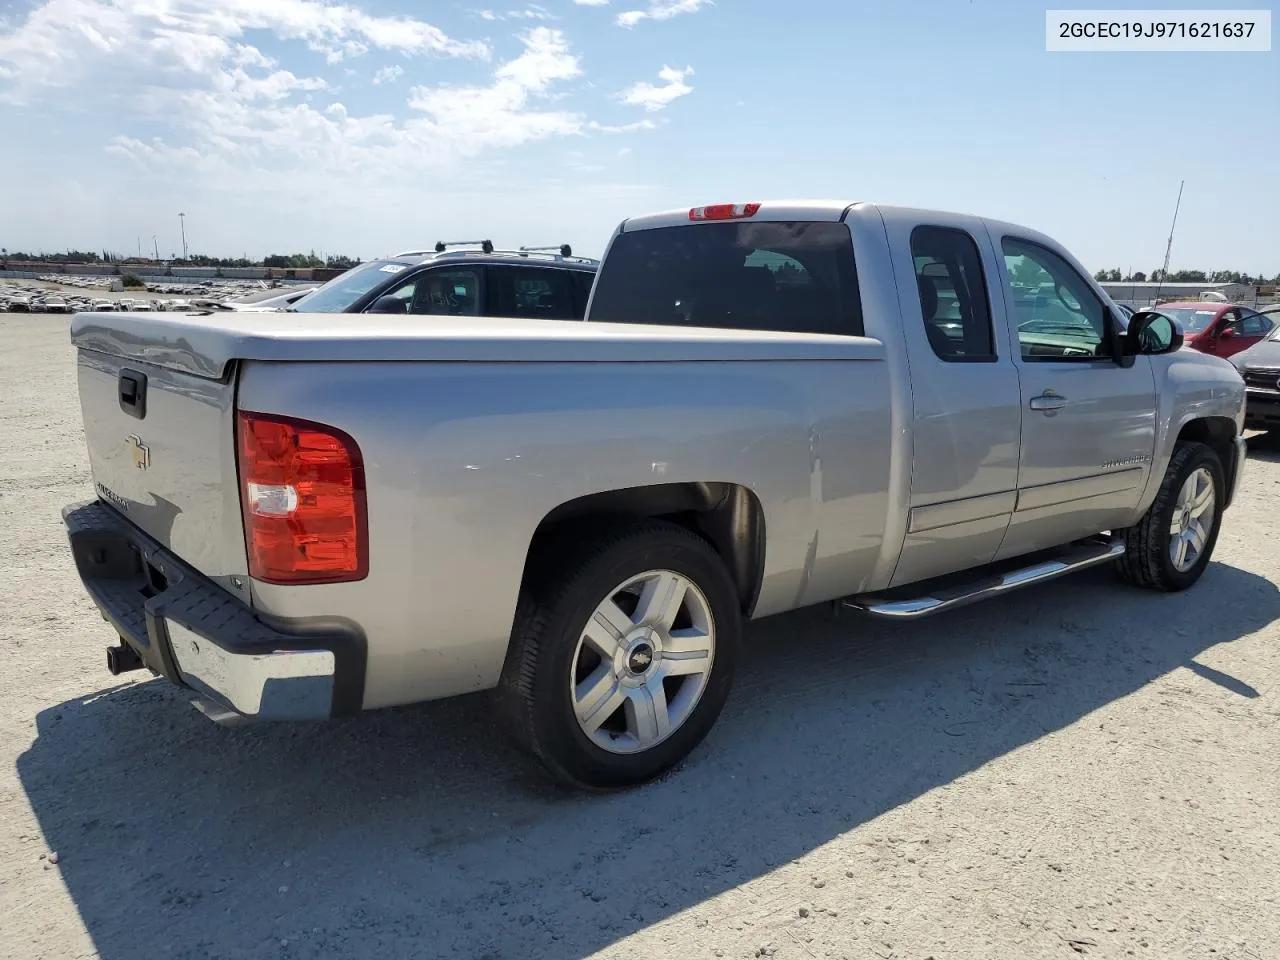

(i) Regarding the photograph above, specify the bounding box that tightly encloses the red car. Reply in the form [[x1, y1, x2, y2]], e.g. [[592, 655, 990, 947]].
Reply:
[[1154, 301, 1277, 358]]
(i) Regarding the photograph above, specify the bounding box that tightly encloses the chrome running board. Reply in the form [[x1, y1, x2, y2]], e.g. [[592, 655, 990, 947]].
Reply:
[[843, 535, 1124, 621]]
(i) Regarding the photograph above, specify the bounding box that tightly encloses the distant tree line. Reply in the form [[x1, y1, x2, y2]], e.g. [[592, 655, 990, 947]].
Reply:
[[0, 247, 361, 270], [1093, 268, 1280, 284]]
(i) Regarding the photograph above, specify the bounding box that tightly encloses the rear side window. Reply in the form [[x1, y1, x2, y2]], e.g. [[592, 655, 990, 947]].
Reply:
[[589, 221, 863, 336], [488, 266, 577, 320], [1242, 312, 1269, 336], [910, 226, 995, 361], [570, 270, 595, 317]]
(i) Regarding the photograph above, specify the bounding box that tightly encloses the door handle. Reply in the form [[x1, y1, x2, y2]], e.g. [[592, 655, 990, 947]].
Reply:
[[1029, 392, 1067, 412]]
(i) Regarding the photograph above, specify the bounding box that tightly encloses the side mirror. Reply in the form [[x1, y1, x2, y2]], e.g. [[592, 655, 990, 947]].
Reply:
[[369, 295, 407, 314], [1217, 326, 1237, 339], [1125, 311, 1184, 356]]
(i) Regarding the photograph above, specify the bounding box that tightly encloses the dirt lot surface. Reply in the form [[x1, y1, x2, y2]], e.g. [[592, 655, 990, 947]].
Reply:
[[2, 313, 1278, 960]]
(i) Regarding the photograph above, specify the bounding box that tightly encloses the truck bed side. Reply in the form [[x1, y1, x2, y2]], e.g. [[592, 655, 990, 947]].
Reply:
[[237, 356, 894, 709]]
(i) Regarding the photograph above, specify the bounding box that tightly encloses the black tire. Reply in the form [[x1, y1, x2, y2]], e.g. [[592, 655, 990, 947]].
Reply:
[[1114, 441, 1225, 591], [497, 520, 741, 790]]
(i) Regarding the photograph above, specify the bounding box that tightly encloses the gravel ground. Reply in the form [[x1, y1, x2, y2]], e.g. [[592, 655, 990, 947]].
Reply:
[[2, 313, 1278, 960]]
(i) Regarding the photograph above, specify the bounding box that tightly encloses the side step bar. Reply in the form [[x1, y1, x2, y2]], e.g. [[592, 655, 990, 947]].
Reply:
[[843, 535, 1125, 621]]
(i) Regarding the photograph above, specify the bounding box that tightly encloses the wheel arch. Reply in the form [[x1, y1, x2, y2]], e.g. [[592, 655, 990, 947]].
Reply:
[[523, 482, 767, 617], [1175, 416, 1239, 504]]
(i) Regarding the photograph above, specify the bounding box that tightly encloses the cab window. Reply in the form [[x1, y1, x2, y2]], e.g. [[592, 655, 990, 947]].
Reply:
[[910, 226, 995, 361], [1001, 237, 1110, 361]]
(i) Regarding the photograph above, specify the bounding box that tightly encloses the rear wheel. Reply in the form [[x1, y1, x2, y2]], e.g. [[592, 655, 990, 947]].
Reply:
[[498, 521, 741, 789], [1115, 441, 1225, 591]]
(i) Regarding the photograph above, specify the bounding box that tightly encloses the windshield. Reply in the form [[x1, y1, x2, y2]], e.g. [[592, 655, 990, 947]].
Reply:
[[290, 260, 413, 313], [1158, 307, 1219, 334]]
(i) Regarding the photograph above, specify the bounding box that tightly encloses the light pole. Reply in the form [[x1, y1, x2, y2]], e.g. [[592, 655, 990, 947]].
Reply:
[[178, 212, 188, 260]]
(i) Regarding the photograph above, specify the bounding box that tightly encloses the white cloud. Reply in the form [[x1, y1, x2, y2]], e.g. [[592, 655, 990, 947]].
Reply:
[[0, 0, 488, 102], [509, 4, 555, 19], [405, 27, 583, 152], [616, 0, 710, 28], [617, 65, 692, 112], [2, 13, 595, 189], [589, 118, 659, 133], [574, 0, 611, 5], [477, 5, 555, 21], [0, 1, 672, 253]]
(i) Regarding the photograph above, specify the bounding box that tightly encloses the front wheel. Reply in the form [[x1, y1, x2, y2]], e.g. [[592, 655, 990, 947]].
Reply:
[[1115, 441, 1225, 591], [498, 521, 741, 789]]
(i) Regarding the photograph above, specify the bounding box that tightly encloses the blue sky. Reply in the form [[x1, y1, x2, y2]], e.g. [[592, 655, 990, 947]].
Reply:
[[0, 0, 1276, 273]]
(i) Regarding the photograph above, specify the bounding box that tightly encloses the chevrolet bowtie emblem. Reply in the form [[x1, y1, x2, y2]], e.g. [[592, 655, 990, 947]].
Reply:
[[127, 434, 150, 471]]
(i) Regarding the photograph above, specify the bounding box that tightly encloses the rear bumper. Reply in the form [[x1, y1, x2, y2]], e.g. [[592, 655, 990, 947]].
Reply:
[[1244, 388, 1280, 431], [63, 500, 366, 720]]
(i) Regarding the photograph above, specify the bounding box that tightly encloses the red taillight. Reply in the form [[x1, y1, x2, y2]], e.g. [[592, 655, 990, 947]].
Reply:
[[236, 411, 368, 585], [689, 202, 761, 222]]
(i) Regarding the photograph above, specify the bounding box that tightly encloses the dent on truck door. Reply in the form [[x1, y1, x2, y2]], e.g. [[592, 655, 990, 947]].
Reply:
[[884, 220, 1022, 588], [995, 235, 1157, 560]]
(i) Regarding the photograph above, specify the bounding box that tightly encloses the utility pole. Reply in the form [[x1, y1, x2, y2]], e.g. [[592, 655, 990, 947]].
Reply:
[[153, 236, 159, 261], [1155, 180, 1184, 300], [178, 212, 188, 260]]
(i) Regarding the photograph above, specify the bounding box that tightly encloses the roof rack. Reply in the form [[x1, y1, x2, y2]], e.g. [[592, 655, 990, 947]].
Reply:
[[433, 239, 494, 254], [389, 243, 599, 266], [520, 244, 575, 258]]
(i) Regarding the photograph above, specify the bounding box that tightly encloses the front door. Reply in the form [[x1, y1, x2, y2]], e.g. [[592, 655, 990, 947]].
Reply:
[[991, 233, 1158, 560], [1214, 308, 1272, 358]]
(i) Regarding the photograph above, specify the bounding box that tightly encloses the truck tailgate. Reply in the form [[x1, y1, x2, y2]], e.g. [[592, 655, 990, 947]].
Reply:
[[76, 339, 248, 587]]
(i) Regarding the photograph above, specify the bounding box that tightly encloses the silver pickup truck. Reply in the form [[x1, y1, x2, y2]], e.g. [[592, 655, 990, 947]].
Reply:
[[63, 200, 1248, 789]]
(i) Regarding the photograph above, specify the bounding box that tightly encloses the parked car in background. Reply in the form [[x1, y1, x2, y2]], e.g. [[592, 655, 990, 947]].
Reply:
[[288, 242, 599, 319], [222, 287, 317, 313], [1231, 321, 1280, 435], [1156, 301, 1276, 358]]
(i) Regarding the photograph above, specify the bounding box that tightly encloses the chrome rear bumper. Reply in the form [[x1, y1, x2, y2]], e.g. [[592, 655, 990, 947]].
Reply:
[[63, 500, 366, 721]]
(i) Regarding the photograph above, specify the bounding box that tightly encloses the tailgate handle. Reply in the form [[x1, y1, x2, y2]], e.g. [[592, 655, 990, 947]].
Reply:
[[118, 369, 148, 420]]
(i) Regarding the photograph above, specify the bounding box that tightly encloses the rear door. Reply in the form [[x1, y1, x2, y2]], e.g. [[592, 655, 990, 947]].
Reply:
[[76, 344, 248, 591], [990, 233, 1157, 560], [879, 215, 1022, 588]]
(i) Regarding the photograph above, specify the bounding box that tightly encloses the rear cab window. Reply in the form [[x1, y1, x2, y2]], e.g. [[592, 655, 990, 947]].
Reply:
[[588, 221, 863, 336]]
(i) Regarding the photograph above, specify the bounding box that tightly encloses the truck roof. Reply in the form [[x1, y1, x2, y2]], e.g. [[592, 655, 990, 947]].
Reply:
[[617, 201, 1054, 248]]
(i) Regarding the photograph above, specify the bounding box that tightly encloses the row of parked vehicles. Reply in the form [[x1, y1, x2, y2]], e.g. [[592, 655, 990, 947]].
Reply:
[[61, 202, 1266, 790]]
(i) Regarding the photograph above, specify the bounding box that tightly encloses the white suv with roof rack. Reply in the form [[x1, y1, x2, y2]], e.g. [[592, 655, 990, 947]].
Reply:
[[287, 240, 599, 319]]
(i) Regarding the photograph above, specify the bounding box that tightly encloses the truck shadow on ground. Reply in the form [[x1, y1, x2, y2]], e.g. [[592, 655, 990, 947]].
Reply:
[[19, 562, 1280, 960], [1245, 431, 1280, 462]]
